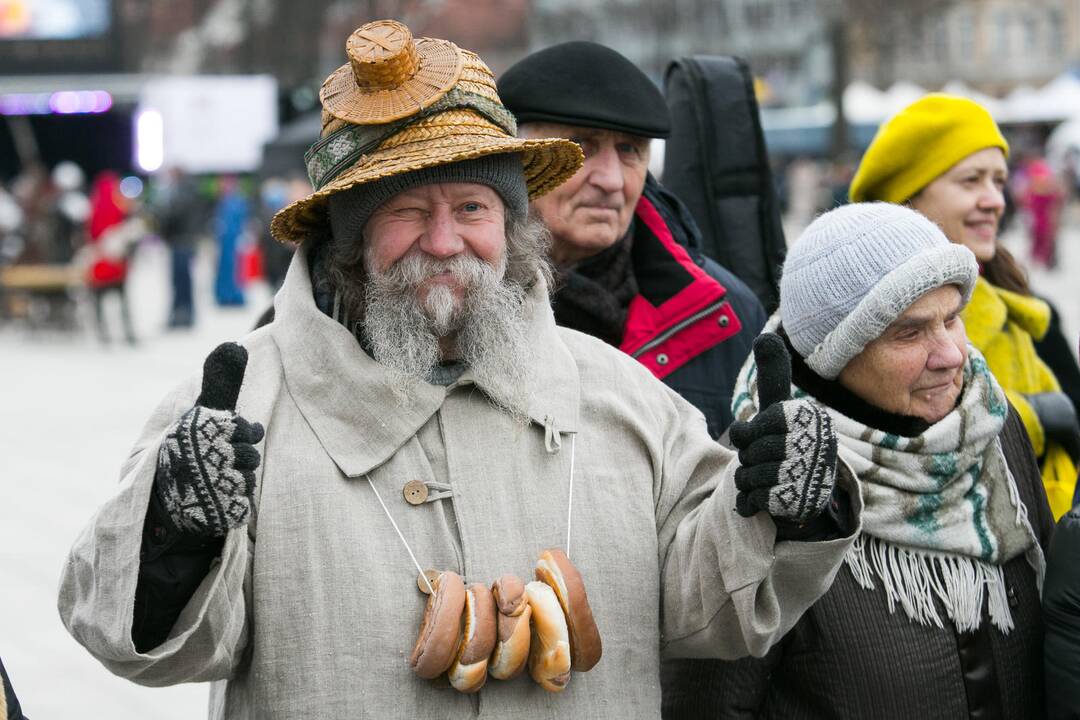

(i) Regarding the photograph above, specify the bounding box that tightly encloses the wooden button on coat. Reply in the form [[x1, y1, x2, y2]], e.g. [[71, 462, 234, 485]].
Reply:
[[417, 569, 441, 594], [403, 480, 428, 505]]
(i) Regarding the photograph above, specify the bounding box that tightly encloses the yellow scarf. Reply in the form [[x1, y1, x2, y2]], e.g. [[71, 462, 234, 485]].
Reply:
[[962, 276, 1076, 518]]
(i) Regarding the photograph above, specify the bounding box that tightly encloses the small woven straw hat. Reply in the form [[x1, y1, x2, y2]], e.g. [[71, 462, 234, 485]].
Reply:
[[271, 19, 584, 243]]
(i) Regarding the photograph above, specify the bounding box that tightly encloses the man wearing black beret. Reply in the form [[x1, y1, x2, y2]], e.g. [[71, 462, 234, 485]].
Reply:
[[500, 41, 767, 437]]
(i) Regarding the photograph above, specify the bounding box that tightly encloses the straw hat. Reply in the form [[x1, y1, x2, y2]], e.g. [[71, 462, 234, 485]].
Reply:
[[271, 19, 584, 243]]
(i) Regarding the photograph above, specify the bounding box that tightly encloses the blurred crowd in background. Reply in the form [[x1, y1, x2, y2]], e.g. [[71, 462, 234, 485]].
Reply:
[[0, 164, 307, 342], [0, 143, 1075, 344]]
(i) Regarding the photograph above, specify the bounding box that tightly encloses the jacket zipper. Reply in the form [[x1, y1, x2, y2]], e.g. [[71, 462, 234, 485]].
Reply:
[[631, 298, 727, 359]]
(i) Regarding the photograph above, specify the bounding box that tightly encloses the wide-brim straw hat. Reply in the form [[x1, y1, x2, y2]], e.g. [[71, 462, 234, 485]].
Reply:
[[271, 19, 583, 243]]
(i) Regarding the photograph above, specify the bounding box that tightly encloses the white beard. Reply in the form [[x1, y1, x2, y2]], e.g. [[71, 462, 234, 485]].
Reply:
[[361, 250, 534, 423]]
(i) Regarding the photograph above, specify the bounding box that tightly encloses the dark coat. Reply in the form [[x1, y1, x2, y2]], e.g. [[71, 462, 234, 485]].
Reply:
[[155, 177, 206, 250], [1044, 495, 1080, 720], [615, 176, 766, 437], [662, 406, 1055, 720], [1, 655, 27, 720]]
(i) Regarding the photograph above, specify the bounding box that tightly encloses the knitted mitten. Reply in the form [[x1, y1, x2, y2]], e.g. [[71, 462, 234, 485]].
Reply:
[[730, 333, 838, 524], [154, 343, 264, 537]]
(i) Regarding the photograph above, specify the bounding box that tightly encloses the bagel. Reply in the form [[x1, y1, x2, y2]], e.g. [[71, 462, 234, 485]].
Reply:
[[536, 549, 602, 671], [524, 580, 572, 692], [409, 571, 466, 680], [489, 574, 531, 680], [448, 582, 497, 693]]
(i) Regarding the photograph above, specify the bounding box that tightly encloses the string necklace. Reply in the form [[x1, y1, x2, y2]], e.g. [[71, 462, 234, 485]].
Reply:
[[364, 433, 578, 594]]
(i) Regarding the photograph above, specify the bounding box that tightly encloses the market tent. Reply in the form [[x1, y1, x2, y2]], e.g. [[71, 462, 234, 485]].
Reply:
[[999, 73, 1080, 123], [941, 80, 1003, 116], [843, 81, 889, 123]]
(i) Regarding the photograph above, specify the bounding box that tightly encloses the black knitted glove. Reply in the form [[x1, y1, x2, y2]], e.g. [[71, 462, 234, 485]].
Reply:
[[730, 334, 838, 524], [1025, 391, 1080, 462], [154, 342, 264, 537]]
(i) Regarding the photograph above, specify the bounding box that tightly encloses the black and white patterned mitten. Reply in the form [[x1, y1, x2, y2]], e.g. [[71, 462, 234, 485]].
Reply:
[[154, 343, 264, 537], [729, 334, 837, 524]]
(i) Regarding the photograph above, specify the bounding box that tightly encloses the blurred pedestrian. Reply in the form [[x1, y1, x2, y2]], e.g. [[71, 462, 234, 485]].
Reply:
[[47, 161, 90, 265], [500, 41, 767, 438], [155, 168, 203, 328], [849, 93, 1080, 518], [1017, 157, 1065, 269], [213, 175, 248, 307], [0, 181, 22, 265], [664, 203, 1053, 719], [826, 157, 855, 208], [9, 163, 52, 264], [255, 176, 294, 292], [785, 157, 825, 230], [58, 20, 857, 718], [85, 171, 136, 345], [1063, 147, 1080, 200]]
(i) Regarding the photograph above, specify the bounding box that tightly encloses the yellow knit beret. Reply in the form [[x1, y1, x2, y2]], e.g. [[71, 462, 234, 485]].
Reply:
[[849, 93, 1009, 203]]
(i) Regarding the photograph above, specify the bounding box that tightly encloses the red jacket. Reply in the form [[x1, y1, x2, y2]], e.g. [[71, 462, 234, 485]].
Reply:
[[86, 172, 128, 288], [599, 176, 767, 436]]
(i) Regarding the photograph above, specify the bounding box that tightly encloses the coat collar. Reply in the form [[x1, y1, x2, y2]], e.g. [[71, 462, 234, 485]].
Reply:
[[271, 248, 579, 477]]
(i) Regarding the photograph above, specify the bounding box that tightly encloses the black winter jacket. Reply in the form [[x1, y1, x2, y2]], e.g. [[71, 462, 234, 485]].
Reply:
[[1045, 496, 1080, 720]]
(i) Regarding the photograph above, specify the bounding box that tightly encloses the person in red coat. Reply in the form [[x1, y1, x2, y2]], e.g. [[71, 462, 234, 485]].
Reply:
[[86, 171, 136, 344]]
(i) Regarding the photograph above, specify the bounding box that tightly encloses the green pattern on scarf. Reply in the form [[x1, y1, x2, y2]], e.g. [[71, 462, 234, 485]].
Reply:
[[967, 481, 994, 559], [909, 493, 942, 535]]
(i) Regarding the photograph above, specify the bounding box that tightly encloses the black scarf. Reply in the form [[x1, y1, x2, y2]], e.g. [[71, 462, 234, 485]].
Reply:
[[551, 226, 638, 347], [778, 327, 932, 438]]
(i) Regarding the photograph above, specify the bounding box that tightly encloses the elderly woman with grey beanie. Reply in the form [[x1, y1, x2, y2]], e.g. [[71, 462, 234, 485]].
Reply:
[[662, 202, 1054, 719]]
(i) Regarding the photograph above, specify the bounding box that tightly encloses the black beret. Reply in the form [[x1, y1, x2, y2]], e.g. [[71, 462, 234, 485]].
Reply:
[[499, 41, 671, 139]]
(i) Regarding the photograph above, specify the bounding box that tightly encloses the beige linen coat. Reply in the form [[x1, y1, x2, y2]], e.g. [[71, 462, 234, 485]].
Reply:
[[58, 250, 860, 719]]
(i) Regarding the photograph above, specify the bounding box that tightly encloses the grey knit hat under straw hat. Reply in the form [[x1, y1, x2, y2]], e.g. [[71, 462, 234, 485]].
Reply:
[[780, 202, 978, 380]]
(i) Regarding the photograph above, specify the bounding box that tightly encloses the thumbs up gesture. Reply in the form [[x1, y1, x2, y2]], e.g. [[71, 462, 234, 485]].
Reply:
[[729, 334, 837, 525], [154, 342, 265, 537]]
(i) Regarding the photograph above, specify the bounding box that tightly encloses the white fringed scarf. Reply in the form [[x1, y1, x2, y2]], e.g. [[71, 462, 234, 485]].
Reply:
[[733, 326, 1045, 633]]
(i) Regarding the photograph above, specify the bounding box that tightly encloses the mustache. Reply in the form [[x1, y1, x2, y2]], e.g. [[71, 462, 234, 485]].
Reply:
[[369, 250, 505, 290]]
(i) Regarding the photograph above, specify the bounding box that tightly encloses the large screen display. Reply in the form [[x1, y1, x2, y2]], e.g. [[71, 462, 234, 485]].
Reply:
[[0, 0, 111, 41]]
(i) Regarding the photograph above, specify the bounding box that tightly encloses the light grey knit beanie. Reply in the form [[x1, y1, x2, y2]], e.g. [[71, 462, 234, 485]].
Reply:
[[780, 202, 978, 380]]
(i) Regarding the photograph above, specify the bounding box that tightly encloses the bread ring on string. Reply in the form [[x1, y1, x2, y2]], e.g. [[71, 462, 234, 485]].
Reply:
[[488, 574, 531, 680], [536, 548, 602, 671], [409, 571, 466, 680], [448, 582, 497, 693], [524, 580, 572, 692]]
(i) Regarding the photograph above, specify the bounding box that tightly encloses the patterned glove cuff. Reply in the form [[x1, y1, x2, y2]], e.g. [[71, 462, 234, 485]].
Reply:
[[155, 406, 253, 537], [768, 403, 837, 523]]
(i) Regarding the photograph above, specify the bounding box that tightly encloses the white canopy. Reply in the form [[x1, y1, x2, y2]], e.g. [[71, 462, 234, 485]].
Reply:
[[830, 73, 1080, 125]]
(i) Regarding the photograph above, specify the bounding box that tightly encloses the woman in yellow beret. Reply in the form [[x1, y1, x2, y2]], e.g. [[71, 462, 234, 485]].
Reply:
[[849, 93, 1080, 519]]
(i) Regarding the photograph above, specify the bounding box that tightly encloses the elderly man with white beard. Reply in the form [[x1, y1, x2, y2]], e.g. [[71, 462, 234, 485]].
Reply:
[[59, 21, 860, 719]]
